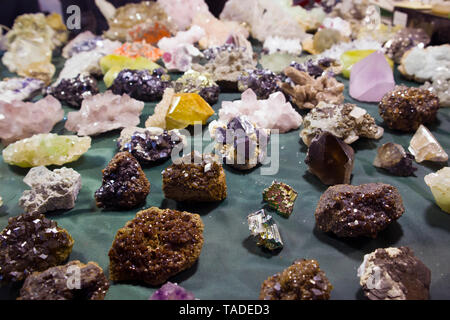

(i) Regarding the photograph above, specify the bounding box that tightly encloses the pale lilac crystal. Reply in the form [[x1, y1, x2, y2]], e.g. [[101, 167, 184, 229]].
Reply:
[[62, 31, 97, 58], [0, 77, 45, 103], [149, 282, 195, 300]]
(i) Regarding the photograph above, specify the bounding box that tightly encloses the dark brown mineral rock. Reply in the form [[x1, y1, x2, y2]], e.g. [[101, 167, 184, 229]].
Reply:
[[373, 142, 417, 176]]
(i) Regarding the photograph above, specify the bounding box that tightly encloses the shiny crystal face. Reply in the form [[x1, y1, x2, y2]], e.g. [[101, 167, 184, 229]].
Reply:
[[237, 68, 281, 99], [409, 125, 449, 163], [263, 181, 298, 217], [424, 167, 450, 214], [247, 209, 283, 251], [373, 142, 417, 177], [174, 70, 220, 104], [149, 282, 195, 300], [47, 74, 99, 108]]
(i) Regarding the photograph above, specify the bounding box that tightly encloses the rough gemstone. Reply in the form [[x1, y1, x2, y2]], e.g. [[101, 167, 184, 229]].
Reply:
[[109, 207, 204, 285], [247, 209, 283, 251], [409, 125, 449, 163], [358, 247, 431, 300], [421, 76, 450, 107], [340, 49, 393, 78], [19, 166, 81, 214], [126, 22, 172, 45], [262, 36, 302, 55], [46, 74, 99, 108], [317, 38, 382, 62], [373, 143, 417, 177], [65, 91, 144, 136], [149, 282, 195, 300], [0, 212, 74, 284], [0, 77, 44, 103], [303, 28, 342, 55], [384, 28, 430, 64], [158, 0, 209, 31], [259, 259, 332, 300], [424, 167, 450, 214], [0, 95, 64, 145], [94, 152, 150, 210], [262, 181, 298, 218], [114, 41, 163, 61], [62, 31, 97, 58], [379, 86, 440, 132], [237, 69, 281, 99], [290, 58, 342, 78], [315, 183, 404, 238], [2, 133, 91, 168], [19, 260, 109, 300], [174, 70, 220, 105], [259, 52, 304, 74]]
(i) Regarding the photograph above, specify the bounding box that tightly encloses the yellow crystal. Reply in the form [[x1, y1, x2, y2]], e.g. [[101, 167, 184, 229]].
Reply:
[[341, 50, 394, 78], [424, 167, 450, 214]]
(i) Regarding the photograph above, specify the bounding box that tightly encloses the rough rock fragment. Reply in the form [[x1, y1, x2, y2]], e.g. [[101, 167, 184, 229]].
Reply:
[[46, 74, 99, 108], [409, 125, 449, 163], [262, 181, 298, 218], [126, 22, 171, 45], [421, 76, 450, 107], [174, 70, 220, 105], [259, 52, 304, 74], [373, 143, 417, 176], [384, 28, 430, 64], [247, 209, 283, 251], [61, 31, 97, 58], [0, 77, 44, 103], [303, 28, 343, 55], [290, 58, 342, 78], [149, 282, 195, 300], [424, 167, 450, 214], [237, 69, 281, 99]]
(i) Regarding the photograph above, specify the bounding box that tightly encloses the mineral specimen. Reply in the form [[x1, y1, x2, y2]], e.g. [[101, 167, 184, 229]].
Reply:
[[262, 36, 302, 55], [247, 209, 283, 251], [46, 74, 99, 108], [19, 166, 81, 214], [358, 247, 431, 300], [421, 76, 450, 107], [262, 181, 298, 218], [145, 88, 215, 130], [62, 31, 97, 58], [300, 101, 383, 146], [321, 17, 352, 38], [149, 282, 195, 300], [208, 116, 271, 170], [158, 0, 209, 31], [109, 207, 204, 285], [280, 67, 344, 110], [373, 143, 417, 177], [317, 38, 382, 62], [424, 167, 450, 214], [126, 22, 172, 45], [110, 69, 171, 102], [315, 183, 404, 238], [341, 49, 394, 79], [162, 151, 227, 202], [303, 28, 343, 55], [259, 259, 332, 300], [290, 58, 342, 79], [117, 126, 186, 165], [349, 51, 395, 102], [114, 41, 163, 61], [237, 69, 281, 99], [305, 132, 355, 185], [18, 260, 109, 300], [218, 89, 302, 133], [0, 212, 74, 284], [0, 77, 44, 103], [174, 70, 220, 105], [384, 28, 430, 64], [2, 133, 91, 168], [379, 86, 440, 132], [408, 125, 449, 163], [259, 52, 304, 74], [0, 95, 64, 145], [94, 152, 150, 210], [65, 91, 144, 136]]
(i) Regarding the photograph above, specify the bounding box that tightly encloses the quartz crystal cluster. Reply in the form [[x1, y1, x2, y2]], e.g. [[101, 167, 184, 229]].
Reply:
[[149, 282, 195, 300], [247, 209, 283, 251], [262, 36, 302, 55], [47, 74, 99, 108], [421, 76, 450, 107], [173, 70, 220, 105], [237, 69, 281, 99], [19, 166, 81, 214], [262, 181, 298, 218], [0, 77, 44, 103], [408, 125, 448, 163], [373, 143, 417, 177], [424, 167, 450, 214], [384, 28, 430, 64], [109, 207, 204, 285], [317, 38, 382, 62]]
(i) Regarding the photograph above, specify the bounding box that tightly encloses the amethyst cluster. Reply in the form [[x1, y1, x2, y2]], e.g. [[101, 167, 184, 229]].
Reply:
[[237, 69, 282, 99], [290, 58, 337, 78], [149, 282, 195, 300], [47, 74, 99, 108]]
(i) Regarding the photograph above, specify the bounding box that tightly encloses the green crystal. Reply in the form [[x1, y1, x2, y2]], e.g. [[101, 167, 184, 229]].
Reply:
[[263, 181, 298, 218], [247, 209, 283, 251], [2, 133, 91, 167]]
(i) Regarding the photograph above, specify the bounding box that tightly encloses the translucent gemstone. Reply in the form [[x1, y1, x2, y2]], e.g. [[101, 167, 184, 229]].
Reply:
[[424, 167, 450, 214], [340, 49, 393, 78], [247, 209, 283, 251], [2, 133, 91, 168], [149, 282, 195, 300], [408, 125, 449, 163], [373, 143, 417, 177], [165, 93, 215, 130], [262, 181, 298, 218]]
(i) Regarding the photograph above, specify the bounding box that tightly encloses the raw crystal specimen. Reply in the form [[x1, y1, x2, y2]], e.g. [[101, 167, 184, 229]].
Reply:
[[341, 49, 394, 78], [145, 89, 214, 130], [114, 41, 163, 61], [117, 127, 186, 165], [424, 167, 450, 214], [65, 91, 144, 136], [373, 143, 417, 177], [149, 282, 195, 300], [379, 86, 440, 132], [321, 17, 352, 37], [259, 52, 304, 74], [0, 196, 2, 207], [262, 181, 298, 218], [303, 28, 343, 55], [300, 101, 383, 146], [237, 69, 281, 99], [263, 36, 302, 55], [159, 0, 209, 31], [174, 70, 220, 105], [2, 133, 91, 168], [95, 152, 150, 210], [421, 76, 450, 107], [408, 125, 449, 163], [126, 22, 172, 45], [162, 152, 227, 202], [62, 31, 97, 58], [0, 77, 44, 103], [317, 38, 382, 62], [247, 209, 283, 251], [208, 116, 271, 170], [110, 69, 171, 102], [315, 183, 404, 238], [0, 212, 74, 284], [218, 89, 302, 133], [358, 247, 431, 300], [305, 132, 354, 185], [290, 58, 342, 79], [0, 96, 64, 145], [280, 67, 344, 110], [19, 166, 81, 214], [109, 207, 204, 285], [384, 28, 430, 64], [46, 74, 99, 108], [18, 261, 109, 300], [260, 259, 332, 300], [349, 51, 395, 102]]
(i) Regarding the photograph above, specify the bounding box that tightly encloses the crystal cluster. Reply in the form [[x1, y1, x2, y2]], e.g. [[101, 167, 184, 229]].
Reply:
[[218, 89, 303, 133], [47, 74, 99, 108], [149, 282, 195, 300], [95, 152, 150, 210], [208, 116, 271, 170], [0, 212, 74, 284], [259, 259, 332, 300], [290, 58, 342, 78], [2, 133, 91, 168], [19, 166, 81, 214], [341, 49, 393, 78], [174, 70, 220, 105], [19, 260, 109, 300], [0, 95, 63, 145], [315, 183, 404, 238], [237, 69, 281, 99], [373, 143, 417, 177], [408, 125, 448, 163], [305, 132, 355, 185], [424, 167, 450, 214], [321, 17, 352, 37], [384, 28, 430, 64], [262, 36, 302, 55], [421, 76, 450, 107], [0, 77, 44, 103], [126, 22, 172, 45], [379, 86, 440, 132], [262, 181, 298, 218], [317, 38, 382, 62], [65, 91, 144, 136], [158, 0, 209, 31], [358, 247, 431, 300], [247, 209, 283, 251], [303, 28, 343, 55], [114, 41, 163, 61], [259, 52, 304, 74], [109, 207, 204, 285], [62, 31, 98, 58]]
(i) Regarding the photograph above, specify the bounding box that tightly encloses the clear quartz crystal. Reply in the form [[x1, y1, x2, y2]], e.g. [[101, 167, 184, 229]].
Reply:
[[424, 167, 450, 214], [408, 125, 448, 163], [247, 209, 283, 250]]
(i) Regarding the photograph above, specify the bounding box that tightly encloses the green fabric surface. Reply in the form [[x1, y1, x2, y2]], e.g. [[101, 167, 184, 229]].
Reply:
[[0, 50, 449, 300]]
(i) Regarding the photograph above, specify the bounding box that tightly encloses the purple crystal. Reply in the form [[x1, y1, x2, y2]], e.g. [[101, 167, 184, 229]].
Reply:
[[46, 74, 99, 108], [69, 37, 103, 56], [237, 69, 281, 99], [149, 282, 195, 300], [290, 58, 337, 78]]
